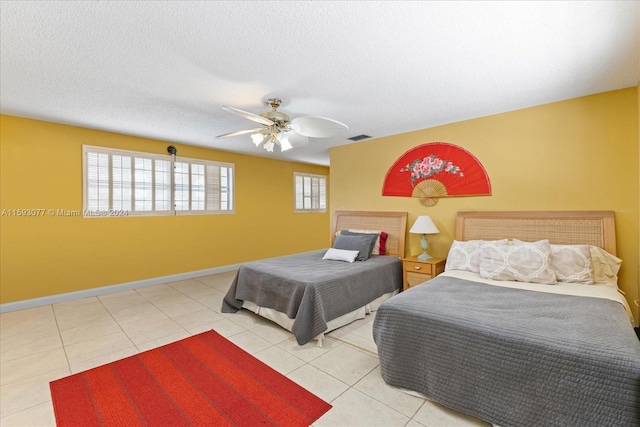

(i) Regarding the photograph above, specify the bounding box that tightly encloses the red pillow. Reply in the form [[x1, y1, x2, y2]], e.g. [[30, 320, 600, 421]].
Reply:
[[379, 232, 388, 255]]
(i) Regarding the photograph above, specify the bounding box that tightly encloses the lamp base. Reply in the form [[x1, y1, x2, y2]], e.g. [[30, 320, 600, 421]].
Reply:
[[417, 234, 433, 261], [417, 252, 433, 261]]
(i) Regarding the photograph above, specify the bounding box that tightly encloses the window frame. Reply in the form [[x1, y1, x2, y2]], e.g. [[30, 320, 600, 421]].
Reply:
[[82, 145, 234, 217], [293, 172, 327, 213]]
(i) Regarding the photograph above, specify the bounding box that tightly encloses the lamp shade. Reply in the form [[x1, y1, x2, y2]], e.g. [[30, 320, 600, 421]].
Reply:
[[410, 216, 439, 234]]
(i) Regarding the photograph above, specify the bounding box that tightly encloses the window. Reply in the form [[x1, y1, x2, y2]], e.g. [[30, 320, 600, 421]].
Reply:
[[83, 145, 234, 217], [294, 172, 327, 213]]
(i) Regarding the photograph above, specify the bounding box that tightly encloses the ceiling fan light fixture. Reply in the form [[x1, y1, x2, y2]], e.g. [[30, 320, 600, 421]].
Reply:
[[251, 133, 265, 146], [263, 138, 275, 152], [277, 132, 293, 151], [280, 140, 293, 151]]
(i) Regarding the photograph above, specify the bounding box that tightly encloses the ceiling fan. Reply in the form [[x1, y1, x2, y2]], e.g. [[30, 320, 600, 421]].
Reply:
[[216, 98, 349, 152]]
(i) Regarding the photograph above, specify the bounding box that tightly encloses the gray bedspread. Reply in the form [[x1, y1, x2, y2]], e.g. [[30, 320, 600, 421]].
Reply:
[[373, 276, 640, 427], [222, 250, 402, 345]]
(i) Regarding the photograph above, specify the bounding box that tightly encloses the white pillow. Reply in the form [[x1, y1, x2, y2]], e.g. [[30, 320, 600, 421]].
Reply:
[[322, 248, 359, 263], [480, 239, 557, 285], [589, 246, 622, 287], [548, 244, 594, 284], [445, 239, 509, 273]]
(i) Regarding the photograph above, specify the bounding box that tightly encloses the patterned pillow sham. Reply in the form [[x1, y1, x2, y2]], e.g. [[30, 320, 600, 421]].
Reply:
[[445, 239, 508, 273], [549, 244, 594, 284], [479, 239, 557, 285]]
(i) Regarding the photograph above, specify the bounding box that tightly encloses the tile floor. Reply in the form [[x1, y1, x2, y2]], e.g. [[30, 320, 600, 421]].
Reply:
[[0, 271, 490, 427]]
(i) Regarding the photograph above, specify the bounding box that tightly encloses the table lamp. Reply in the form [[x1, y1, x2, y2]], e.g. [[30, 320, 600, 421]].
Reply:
[[409, 215, 440, 260]]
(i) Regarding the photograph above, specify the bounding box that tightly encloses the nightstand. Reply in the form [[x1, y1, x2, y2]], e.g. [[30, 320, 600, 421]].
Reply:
[[402, 256, 446, 291]]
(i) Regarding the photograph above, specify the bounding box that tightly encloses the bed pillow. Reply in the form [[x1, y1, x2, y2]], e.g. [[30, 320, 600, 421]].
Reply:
[[333, 234, 377, 261], [348, 229, 388, 255], [322, 248, 359, 263], [589, 246, 622, 287], [479, 239, 557, 284], [445, 239, 509, 273], [338, 229, 388, 255], [547, 244, 594, 284]]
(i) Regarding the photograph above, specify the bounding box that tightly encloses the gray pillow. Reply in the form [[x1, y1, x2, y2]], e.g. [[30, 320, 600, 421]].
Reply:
[[339, 230, 380, 257], [333, 234, 377, 261]]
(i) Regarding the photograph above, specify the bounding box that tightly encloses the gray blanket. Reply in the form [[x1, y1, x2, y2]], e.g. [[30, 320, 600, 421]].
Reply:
[[373, 276, 640, 427], [222, 250, 402, 345]]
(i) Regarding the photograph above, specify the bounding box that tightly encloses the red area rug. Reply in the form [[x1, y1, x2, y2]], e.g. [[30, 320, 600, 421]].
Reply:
[[50, 330, 332, 426]]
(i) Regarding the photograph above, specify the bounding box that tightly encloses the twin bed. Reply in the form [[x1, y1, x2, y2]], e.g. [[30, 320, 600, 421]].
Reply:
[[222, 209, 640, 426], [373, 211, 640, 427], [222, 210, 407, 345]]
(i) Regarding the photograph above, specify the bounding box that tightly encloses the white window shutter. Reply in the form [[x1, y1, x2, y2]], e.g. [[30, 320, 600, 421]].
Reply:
[[293, 172, 327, 213], [174, 161, 190, 211], [83, 145, 234, 217], [206, 164, 220, 211], [86, 150, 110, 210], [154, 159, 171, 212]]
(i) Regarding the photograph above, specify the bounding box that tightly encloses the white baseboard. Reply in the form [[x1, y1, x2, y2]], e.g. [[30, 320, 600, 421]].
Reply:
[[0, 264, 242, 313]]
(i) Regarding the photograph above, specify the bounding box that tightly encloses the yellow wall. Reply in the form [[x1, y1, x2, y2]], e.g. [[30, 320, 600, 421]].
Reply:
[[330, 87, 640, 324], [0, 115, 330, 304]]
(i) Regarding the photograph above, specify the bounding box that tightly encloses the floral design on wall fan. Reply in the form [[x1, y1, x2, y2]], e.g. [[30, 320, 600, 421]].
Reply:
[[400, 154, 464, 186]]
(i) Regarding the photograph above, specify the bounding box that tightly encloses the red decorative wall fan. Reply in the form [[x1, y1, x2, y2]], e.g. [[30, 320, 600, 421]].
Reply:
[[382, 142, 491, 206]]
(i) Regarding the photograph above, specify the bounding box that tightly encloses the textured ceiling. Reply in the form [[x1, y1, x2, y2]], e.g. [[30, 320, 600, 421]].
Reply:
[[1, 1, 638, 166]]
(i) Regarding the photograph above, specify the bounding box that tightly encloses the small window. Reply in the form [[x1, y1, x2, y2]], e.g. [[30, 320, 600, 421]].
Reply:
[[294, 172, 327, 213], [83, 145, 234, 217]]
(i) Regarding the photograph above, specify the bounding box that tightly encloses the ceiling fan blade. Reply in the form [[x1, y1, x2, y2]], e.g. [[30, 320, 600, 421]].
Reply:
[[290, 116, 349, 138], [216, 127, 267, 138], [222, 106, 274, 127]]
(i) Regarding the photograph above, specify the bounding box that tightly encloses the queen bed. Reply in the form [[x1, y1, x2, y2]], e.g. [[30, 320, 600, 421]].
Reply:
[[373, 210, 640, 427], [222, 210, 407, 345]]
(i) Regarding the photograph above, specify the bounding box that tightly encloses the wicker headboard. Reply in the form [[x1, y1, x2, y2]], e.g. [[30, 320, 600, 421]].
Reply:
[[332, 211, 408, 258], [456, 211, 616, 255]]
